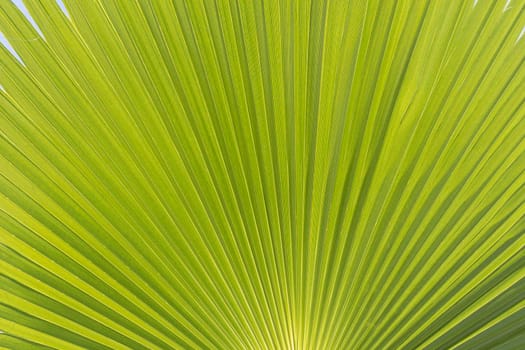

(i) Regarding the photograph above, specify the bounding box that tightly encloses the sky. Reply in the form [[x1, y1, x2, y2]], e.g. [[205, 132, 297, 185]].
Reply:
[[0, 0, 70, 63], [1, 0, 524, 64]]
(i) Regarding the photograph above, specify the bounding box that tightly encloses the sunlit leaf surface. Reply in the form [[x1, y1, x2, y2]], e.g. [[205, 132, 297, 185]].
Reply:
[[0, 0, 524, 349]]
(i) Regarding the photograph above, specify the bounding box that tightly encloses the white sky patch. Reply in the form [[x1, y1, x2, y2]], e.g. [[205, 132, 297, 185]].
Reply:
[[11, 0, 44, 38], [0, 32, 24, 64], [1, 0, 70, 68], [56, 0, 71, 19], [473, 0, 478, 7]]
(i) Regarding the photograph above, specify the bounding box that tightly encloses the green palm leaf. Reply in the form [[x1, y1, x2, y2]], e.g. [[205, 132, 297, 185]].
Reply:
[[0, 0, 524, 348]]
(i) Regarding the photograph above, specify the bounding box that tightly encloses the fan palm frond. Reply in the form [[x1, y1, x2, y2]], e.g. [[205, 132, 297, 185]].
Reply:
[[0, 0, 524, 349]]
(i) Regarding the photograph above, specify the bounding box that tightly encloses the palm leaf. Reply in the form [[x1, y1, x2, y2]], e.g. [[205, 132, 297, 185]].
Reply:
[[0, 0, 524, 349]]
